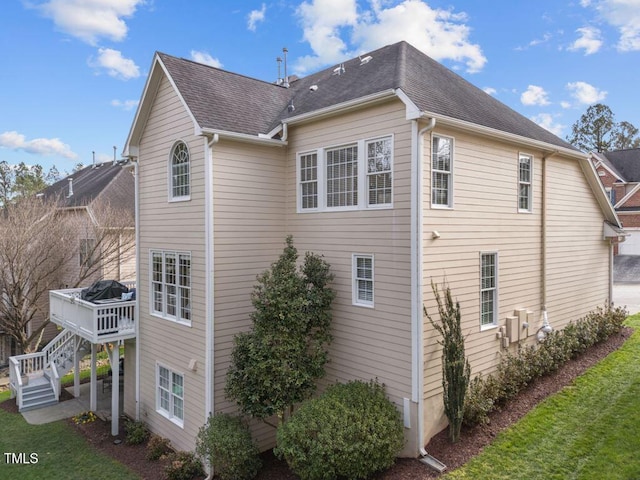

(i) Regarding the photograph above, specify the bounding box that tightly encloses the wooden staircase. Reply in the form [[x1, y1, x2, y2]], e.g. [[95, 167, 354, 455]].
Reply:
[[9, 329, 90, 411]]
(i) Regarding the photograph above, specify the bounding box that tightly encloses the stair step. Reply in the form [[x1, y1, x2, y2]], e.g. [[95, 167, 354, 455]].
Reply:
[[23, 388, 56, 402], [20, 397, 59, 412]]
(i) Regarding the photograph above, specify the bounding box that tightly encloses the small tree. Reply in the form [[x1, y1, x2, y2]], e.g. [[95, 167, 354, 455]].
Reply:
[[0, 195, 134, 353], [225, 236, 335, 427], [424, 281, 471, 443]]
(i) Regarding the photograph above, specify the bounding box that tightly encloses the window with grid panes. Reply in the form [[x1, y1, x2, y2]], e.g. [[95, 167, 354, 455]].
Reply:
[[480, 253, 497, 327], [353, 254, 374, 307], [170, 141, 190, 200], [518, 154, 532, 212], [432, 135, 452, 207], [326, 145, 358, 208], [299, 152, 318, 209], [367, 137, 392, 206], [157, 365, 184, 425], [150, 250, 191, 324]]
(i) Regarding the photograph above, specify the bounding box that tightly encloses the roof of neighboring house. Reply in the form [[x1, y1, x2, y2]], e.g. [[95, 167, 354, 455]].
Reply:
[[41, 162, 134, 218], [153, 41, 577, 151], [596, 149, 640, 183], [593, 151, 626, 182]]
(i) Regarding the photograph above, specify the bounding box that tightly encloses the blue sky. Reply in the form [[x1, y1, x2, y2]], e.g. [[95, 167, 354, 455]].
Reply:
[[2, 0, 639, 173]]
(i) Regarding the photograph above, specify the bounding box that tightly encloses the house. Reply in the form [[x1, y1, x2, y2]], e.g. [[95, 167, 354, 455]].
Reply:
[[593, 149, 640, 255], [40, 41, 621, 458], [6, 162, 135, 414]]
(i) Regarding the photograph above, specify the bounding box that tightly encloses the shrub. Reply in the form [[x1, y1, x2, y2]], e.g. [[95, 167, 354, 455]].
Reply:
[[275, 380, 404, 480], [146, 434, 171, 461], [195, 413, 261, 480], [424, 282, 471, 443], [124, 419, 149, 445], [165, 451, 204, 480], [462, 303, 628, 427]]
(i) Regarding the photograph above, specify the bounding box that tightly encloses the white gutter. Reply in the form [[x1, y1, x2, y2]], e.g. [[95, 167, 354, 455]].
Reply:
[[412, 115, 436, 459], [198, 128, 286, 147], [429, 112, 587, 161]]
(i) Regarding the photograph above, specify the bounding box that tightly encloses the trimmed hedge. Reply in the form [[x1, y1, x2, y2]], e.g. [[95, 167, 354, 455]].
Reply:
[[463, 304, 627, 426], [275, 380, 405, 480], [195, 413, 261, 480]]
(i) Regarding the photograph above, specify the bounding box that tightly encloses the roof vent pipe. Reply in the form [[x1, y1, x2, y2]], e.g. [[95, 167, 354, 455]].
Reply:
[[276, 56, 283, 85], [282, 47, 289, 88], [67, 178, 74, 198], [113, 146, 117, 165]]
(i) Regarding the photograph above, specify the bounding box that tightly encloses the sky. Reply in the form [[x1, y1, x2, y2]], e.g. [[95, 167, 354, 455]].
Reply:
[[1, 0, 639, 174]]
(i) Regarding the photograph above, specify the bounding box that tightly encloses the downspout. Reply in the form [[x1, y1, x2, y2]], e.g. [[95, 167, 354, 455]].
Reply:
[[412, 115, 445, 470], [539, 150, 558, 339], [281, 122, 288, 142], [131, 157, 141, 421], [204, 133, 218, 480]]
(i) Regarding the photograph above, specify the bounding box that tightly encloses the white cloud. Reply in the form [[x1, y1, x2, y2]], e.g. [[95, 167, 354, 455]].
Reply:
[[568, 26, 603, 54], [190, 50, 223, 68], [521, 85, 551, 106], [248, 3, 267, 31], [483, 87, 497, 96], [584, 0, 640, 51], [560, 101, 572, 109], [111, 99, 139, 111], [89, 48, 140, 79], [294, 0, 486, 74], [0, 131, 78, 159], [567, 81, 607, 104], [531, 113, 565, 137], [35, 0, 145, 45]]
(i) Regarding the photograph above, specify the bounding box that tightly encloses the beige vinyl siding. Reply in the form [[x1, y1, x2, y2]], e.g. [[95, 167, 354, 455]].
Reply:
[[545, 156, 610, 321], [287, 101, 414, 416], [211, 139, 286, 448], [421, 128, 544, 441], [135, 75, 207, 452], [420, 128, 611, 444]]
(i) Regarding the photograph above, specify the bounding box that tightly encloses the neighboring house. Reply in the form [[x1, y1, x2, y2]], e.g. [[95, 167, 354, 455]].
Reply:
[[0, 162, 135, 367], [593, 149, 640, 255], [54, 40, 620, 458]]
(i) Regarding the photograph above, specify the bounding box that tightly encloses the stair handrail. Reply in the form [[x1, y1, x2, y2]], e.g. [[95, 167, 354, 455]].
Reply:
[[50, 361, 60, 399], [8, 357, 23, 408]]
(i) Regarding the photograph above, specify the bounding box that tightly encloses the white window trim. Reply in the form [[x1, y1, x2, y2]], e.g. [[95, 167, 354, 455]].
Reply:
[[518, 153, 533, 213], [431, 134, 454, 210], [296, 135, 394, 213], [168, 140, 191, 203], [156, 363, 185, 428], [480, 251, 498, 331], [352, 254, 374, 308], [149, 249, 192, 326]]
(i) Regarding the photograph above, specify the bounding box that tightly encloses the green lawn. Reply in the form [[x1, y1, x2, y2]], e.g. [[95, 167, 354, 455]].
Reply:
[[445, 314, 640, 480], [0, 390, 139, 480]]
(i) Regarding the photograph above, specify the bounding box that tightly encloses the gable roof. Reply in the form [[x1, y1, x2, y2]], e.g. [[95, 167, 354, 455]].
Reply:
[[596, 149, 640, 183], [41, 162, 135, 219], [127, 41, 578, 154]]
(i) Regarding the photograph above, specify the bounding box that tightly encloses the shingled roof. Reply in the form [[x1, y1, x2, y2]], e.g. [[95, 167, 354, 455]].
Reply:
[[156, 41, 576, 151], [598, 149, 640, 183], [41, 162, 134, 219]]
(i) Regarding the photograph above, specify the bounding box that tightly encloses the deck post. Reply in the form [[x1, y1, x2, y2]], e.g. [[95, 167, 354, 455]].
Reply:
[[90, 344, 97, 411], [73, 336, 81, 398], [110, 344, 120, 436]]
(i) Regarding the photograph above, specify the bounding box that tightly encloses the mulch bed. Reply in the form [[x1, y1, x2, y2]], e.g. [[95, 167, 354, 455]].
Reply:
[[1, 327, 632, 479]]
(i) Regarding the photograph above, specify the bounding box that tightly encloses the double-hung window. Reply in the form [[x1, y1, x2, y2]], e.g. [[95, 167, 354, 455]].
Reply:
[[157, 365, 184, 426], [432, 135, 453, 208], [300, 152, 318, 210], [170, 141, 190, 201], [353, 254, 374, 307], [518, 154, 533, 212], [480, 252, 498, 328], [151, 250, 191, 324], [367, 137, 393, 206], [297, 135, 393, 212], [326, 144, 358, 208]]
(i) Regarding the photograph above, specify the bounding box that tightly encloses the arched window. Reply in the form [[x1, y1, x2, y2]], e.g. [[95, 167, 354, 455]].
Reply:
[[170, 141, 190, 200]]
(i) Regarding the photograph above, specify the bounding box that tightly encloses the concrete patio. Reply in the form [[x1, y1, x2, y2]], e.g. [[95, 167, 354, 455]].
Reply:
[[21, 378, 123, 426]]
